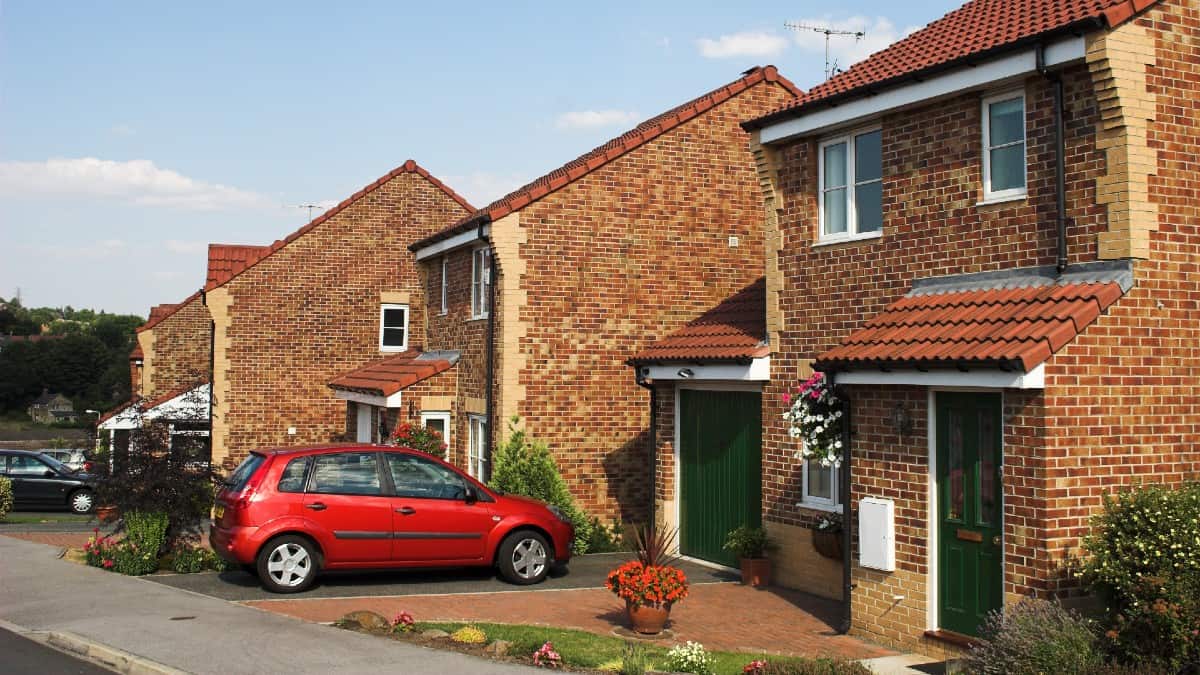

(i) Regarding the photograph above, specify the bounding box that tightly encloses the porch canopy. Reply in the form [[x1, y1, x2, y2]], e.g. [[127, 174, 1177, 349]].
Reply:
[[98, 381, 211, 431], [629, 277, 769, 380], [327, 349, 458, 408], [814, 262, 1132, 388]]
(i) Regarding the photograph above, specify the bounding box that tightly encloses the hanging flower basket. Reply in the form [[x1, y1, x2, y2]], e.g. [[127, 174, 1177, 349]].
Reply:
[[782, 372, 845, 468], [811, 513, 844, 560]]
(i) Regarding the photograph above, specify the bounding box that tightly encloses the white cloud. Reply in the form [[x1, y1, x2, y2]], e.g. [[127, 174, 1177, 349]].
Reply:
[[696, 31, 789, 59], [555, 110, 640, 130], [442, 171, 531, 207], [164, 240, 208, 255], [0, 157, 272, 211], [787, 16, 921, 73]]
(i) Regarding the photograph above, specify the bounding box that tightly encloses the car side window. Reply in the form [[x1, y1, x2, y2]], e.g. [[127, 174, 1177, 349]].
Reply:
[[277, 457, 310, 493], [386, 453, 467, 500], [306, 452, 382, 496], [8, 455, 51, 476]]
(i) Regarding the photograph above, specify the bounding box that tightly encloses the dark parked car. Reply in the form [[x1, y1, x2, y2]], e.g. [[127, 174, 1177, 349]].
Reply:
[[210, 445, 574, 593], [0, 450, 99, 514]]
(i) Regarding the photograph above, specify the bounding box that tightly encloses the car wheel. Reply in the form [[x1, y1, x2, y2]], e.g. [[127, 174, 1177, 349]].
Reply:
[[497, 530, 551, 585], [256, 535, 318, 593], [68, 489, 94, 514]]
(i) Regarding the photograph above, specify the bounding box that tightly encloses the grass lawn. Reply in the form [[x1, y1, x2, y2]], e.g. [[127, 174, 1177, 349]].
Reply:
[[0, 512, 93, 524], [414, 621, 862, 674]]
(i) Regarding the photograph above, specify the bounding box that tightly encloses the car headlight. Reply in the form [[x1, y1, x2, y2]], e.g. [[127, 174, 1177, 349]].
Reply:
[[546, 504, 572, 525]]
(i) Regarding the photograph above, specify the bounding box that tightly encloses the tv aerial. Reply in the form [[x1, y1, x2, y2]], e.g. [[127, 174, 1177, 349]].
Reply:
[[784, 22, 866, 80]]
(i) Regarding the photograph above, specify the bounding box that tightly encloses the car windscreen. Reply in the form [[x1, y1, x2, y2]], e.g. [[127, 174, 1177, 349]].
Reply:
[[35, 453, 71, 474], [225, 453, 266, 491]]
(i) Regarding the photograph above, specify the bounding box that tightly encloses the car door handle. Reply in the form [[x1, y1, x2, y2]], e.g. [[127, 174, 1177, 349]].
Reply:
[[395, 506, 416, 515], [305, 502, 327, 511]]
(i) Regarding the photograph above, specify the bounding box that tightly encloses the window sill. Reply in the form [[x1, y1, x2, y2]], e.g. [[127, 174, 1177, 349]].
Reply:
[[976, 192, 1027, 207], [812, 231, 882, 249], [796, 501, 842, 513], [468, 314, 489, 322], [380, 346, 409, 353]]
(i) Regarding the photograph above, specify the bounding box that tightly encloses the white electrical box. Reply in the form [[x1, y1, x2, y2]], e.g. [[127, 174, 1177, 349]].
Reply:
[[859, 497, 896, 571]]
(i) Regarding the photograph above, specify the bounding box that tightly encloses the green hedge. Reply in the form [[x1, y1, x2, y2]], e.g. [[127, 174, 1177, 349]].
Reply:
[[0, 476, 12, 520]]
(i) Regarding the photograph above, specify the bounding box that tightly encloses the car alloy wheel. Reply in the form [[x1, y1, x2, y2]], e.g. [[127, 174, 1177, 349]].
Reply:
[[498, 531, 550, 585], [69, 490, 94, 514], [256, 536, 319, 593]]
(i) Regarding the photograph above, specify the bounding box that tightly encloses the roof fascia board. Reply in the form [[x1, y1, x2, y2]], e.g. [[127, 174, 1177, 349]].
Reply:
[[642, 357, 770, 382], [332, 389, 403, 408], [414, 225, 489, 261], [760, 36, 1085, 144], [835, 364, 1045, 389]]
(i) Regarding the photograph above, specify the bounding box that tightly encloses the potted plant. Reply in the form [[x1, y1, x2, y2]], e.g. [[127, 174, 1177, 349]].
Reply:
[[723, 525, 776, 587], [605, 525, 689, 634], [811, 513, 843, 560]]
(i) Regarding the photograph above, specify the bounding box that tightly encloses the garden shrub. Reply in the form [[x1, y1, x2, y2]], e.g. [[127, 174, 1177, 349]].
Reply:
[[489, 417, 592, 554], [663, 641, 714, 675], [964, 598, 1103, 675], [0, 476, 12, 520], [113, 510, 169, 575], [758, 659, 872, 675], [1081, 483, 1200, 671], [171, 544, 226, 573], [450, 625, 487, 644], [619, 641, 650, 675], [586, 517, 629, 553]]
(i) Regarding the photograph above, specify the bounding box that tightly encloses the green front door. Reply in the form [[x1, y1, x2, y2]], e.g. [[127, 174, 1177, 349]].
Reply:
[[678, 389, 762, 567], [936, 392, 1003, 636]]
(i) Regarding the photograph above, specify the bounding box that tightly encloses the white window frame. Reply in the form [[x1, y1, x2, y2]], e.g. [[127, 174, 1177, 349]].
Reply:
[[817, 125, 883, 244], [981, 90, 1027, 203], [420, 410, 451, 459], [471, 246, 491, 320], [378, 303, 409, 352], [439, 255, 448, 315], [801, 457, 840, 510], [467, 414, 488, 479]]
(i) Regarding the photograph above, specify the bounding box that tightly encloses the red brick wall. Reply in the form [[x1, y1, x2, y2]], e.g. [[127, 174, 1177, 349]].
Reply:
[[144, 297, 211, 399], [214, 170, 470, 468]]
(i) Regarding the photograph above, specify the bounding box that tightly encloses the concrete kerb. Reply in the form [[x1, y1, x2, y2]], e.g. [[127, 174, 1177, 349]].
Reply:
[[0, 618, 185, 675]]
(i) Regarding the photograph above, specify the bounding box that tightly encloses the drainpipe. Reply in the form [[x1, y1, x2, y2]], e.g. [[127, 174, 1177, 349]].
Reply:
[[831, 370, 854, 635], [477, 218, 497, 483], [634, 368, 657, 529], [202, 289, 215, 465], [1037, 44, 1069, 274]]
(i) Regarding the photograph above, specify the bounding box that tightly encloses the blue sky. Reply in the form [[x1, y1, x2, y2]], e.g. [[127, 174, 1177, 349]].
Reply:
[[1, 1, 954, 315]]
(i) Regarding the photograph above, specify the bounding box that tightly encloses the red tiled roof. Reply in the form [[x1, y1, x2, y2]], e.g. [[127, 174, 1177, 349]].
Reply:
[[328, 350, 455, 397], [206, 160, 474, 292], [136, 291, 202, 334], [411, 66, 802, 251], [97, 379, 209, 424], [207, 244, 270, 287], [746, 0, 1159, 128], [816, 282, 1125, 373], [630, 278, 768, 363]]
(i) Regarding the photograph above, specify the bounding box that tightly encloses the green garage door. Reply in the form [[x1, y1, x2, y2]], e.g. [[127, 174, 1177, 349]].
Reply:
[[678, 389, 762, 567]]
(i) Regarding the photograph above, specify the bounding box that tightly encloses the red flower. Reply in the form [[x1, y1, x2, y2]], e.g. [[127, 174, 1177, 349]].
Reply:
[[605, 561, 689, 608]]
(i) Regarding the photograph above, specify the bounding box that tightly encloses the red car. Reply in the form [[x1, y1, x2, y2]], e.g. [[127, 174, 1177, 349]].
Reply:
[[209, 445, 574, 593]]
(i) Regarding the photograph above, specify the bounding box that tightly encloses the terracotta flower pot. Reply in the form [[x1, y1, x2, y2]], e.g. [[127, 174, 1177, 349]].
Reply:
[[739, 557, 771, 587], [812, 529, 843, 560], [95, 505, 119, 524], [626, 600, 670, 634]]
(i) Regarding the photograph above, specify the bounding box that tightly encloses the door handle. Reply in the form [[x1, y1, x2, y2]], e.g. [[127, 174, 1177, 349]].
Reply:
[[305, 502, 327, 511], [993, 535, 1002, 546], [395, 506, 416, 515]]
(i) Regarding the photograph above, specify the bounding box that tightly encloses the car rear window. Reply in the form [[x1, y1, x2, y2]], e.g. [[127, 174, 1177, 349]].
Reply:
[[277, 457, 310, 493], [226, 453, 266, 491]]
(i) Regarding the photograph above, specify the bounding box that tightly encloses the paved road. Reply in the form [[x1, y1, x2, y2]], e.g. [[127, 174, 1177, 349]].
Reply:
[[0, 626, 113, 674], [145, 552, 738, 601]]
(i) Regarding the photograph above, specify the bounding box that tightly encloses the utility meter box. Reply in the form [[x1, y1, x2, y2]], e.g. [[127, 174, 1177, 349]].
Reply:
[[859, 497, 896, 572]]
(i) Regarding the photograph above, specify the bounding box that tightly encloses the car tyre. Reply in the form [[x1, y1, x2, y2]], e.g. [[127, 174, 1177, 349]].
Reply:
[[256, 535, 319, 593], [68, 489, 94, 515], [497, 530, 551, 585]]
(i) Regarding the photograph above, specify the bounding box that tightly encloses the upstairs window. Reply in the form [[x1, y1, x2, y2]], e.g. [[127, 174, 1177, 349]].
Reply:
[[440, 256, 448, 315], [379, 303, 409, 352], [819, 128, 882, 241], [982, 92, 1026, 201], [471, 247, 492, 319]]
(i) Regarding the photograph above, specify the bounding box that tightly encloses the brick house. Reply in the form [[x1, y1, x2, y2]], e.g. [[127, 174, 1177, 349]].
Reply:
[[205, 161, 473, 470], [655, 0, 1200, 654], [402, 66, 800, 522]]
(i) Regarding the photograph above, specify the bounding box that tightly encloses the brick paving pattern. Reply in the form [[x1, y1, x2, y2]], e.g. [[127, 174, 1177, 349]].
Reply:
[[2, 532, 97, 549], [245, 582, 895, 659]]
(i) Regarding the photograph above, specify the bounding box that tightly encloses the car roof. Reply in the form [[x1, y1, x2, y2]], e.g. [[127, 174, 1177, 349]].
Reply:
[[1, 449, 47, 457], [253, 443, 402, 457]]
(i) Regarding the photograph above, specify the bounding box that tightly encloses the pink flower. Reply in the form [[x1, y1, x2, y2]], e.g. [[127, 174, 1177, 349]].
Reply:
[[103, 559, 114, 569], [782, 393, 791, 404]]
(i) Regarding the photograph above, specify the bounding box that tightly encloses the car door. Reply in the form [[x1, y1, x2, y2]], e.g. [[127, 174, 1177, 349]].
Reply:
[[383, 452, 495, 562], [6, 454, 62, 506], [302, 451, 393, 563]]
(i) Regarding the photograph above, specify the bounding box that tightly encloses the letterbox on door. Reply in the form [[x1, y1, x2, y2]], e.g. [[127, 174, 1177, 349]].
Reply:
[[859, 497, 896, 571]]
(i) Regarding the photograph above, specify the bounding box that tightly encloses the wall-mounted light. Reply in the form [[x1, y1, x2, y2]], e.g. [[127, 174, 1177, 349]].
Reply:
[[677, 368, 694, 379], [889, 402, 913, 436]]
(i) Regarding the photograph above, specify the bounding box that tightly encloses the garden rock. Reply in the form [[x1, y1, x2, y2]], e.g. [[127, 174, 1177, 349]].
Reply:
[[484, 640, 512, 656], [421, 629, 450, 639], [340, 610, 390, 632]]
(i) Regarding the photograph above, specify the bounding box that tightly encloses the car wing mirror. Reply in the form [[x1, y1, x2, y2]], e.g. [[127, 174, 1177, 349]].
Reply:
[[44, 469, 56, 477], [464, 485, 478, 505]]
